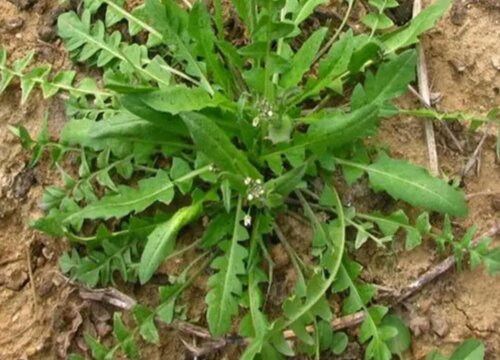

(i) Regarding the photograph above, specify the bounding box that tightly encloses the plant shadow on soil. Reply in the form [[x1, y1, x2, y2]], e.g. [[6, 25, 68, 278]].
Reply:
[[0, 0, 498, 359]]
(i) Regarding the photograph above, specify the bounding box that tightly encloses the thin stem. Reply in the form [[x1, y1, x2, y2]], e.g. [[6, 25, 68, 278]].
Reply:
[[312, 0, 354, 66], [0, 65, 113, 97], [273, 223, 308, 288]]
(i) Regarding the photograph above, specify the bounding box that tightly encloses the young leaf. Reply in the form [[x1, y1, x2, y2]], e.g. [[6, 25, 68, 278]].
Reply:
[[139, 201, 203, 284]]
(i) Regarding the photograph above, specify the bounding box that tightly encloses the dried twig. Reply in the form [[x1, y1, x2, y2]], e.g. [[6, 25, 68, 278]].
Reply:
[[79, 287, 137, 309], [181, 0, 192, 9], [397, 222, 500, 302], [461, 130, 489, 178], [466, 190, 500, 200], [413, 0, 439, 176], [26, 245, 38, 315]]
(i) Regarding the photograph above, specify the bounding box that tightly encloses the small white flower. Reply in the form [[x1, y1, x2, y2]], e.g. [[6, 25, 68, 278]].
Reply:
[[243, 214, 252, 227], [244, 177, 252, 185], [255, 179, 262, 185], [208, 164, 214, 171], [267, 110, 273, 117], [247, 194, 254, 201], [259, 188, 265, 195], [252, 117, 260, 127]]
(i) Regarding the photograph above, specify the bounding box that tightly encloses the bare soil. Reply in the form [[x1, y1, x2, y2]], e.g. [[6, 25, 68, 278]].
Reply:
[[0, 0, 498, 359]]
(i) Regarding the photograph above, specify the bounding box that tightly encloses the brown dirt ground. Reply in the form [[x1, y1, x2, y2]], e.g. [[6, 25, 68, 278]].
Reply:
[[0, 0, 499, 359]]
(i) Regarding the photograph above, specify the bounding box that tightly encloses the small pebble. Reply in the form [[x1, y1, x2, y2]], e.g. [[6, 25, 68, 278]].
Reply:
[[449, 59, 467, 74], [4, 18, 24, 32], [492, 56, 500, 71], [38, 25, 56, 42], [408, 315, 430, 337], [491, 195, 500, 212], [430, 313, 450, 337], [4, 267, 28, 291]]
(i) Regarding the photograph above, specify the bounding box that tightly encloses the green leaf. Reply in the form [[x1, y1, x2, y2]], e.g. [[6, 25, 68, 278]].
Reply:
[[264, 163, 307, 198], [305, 105, 380, 151], [113, 313, 139, 359], [262, 105, 379, 168], [368, 155, 467, 216], [293, 0, 329, 25], [331, 331, 349, 355], [200, 212, 233, 248], [360, 306, 392, 360], [382, 0, 452, 54], [483, 248, 500, 276], [133, 305, 160, 343], [21, 65, 51, 104], [339, 154, 467, 217], [426, 350, 448, 360], [449, 339, 484, 360], [362, 13, 394, 30], [170, 157, 193, 194], [85, 334, 111, 360], [381, 315, 411, 355], [0, 48, 15, 93], [300, 30, 354, 101], [90, 110, 184, 141], [206, 198, 249, 336], [181, 112, 261, 179], [280, 27, 327, 88], [362, 210, 430, 250], [139, 200, 203, 284], [221, 179, 232, 213]]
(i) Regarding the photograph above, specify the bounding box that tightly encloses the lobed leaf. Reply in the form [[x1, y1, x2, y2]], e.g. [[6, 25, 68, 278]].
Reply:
[[63, 170, 176, 224], [206, 198, 249, 336], [338, 154, 468, 217]]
